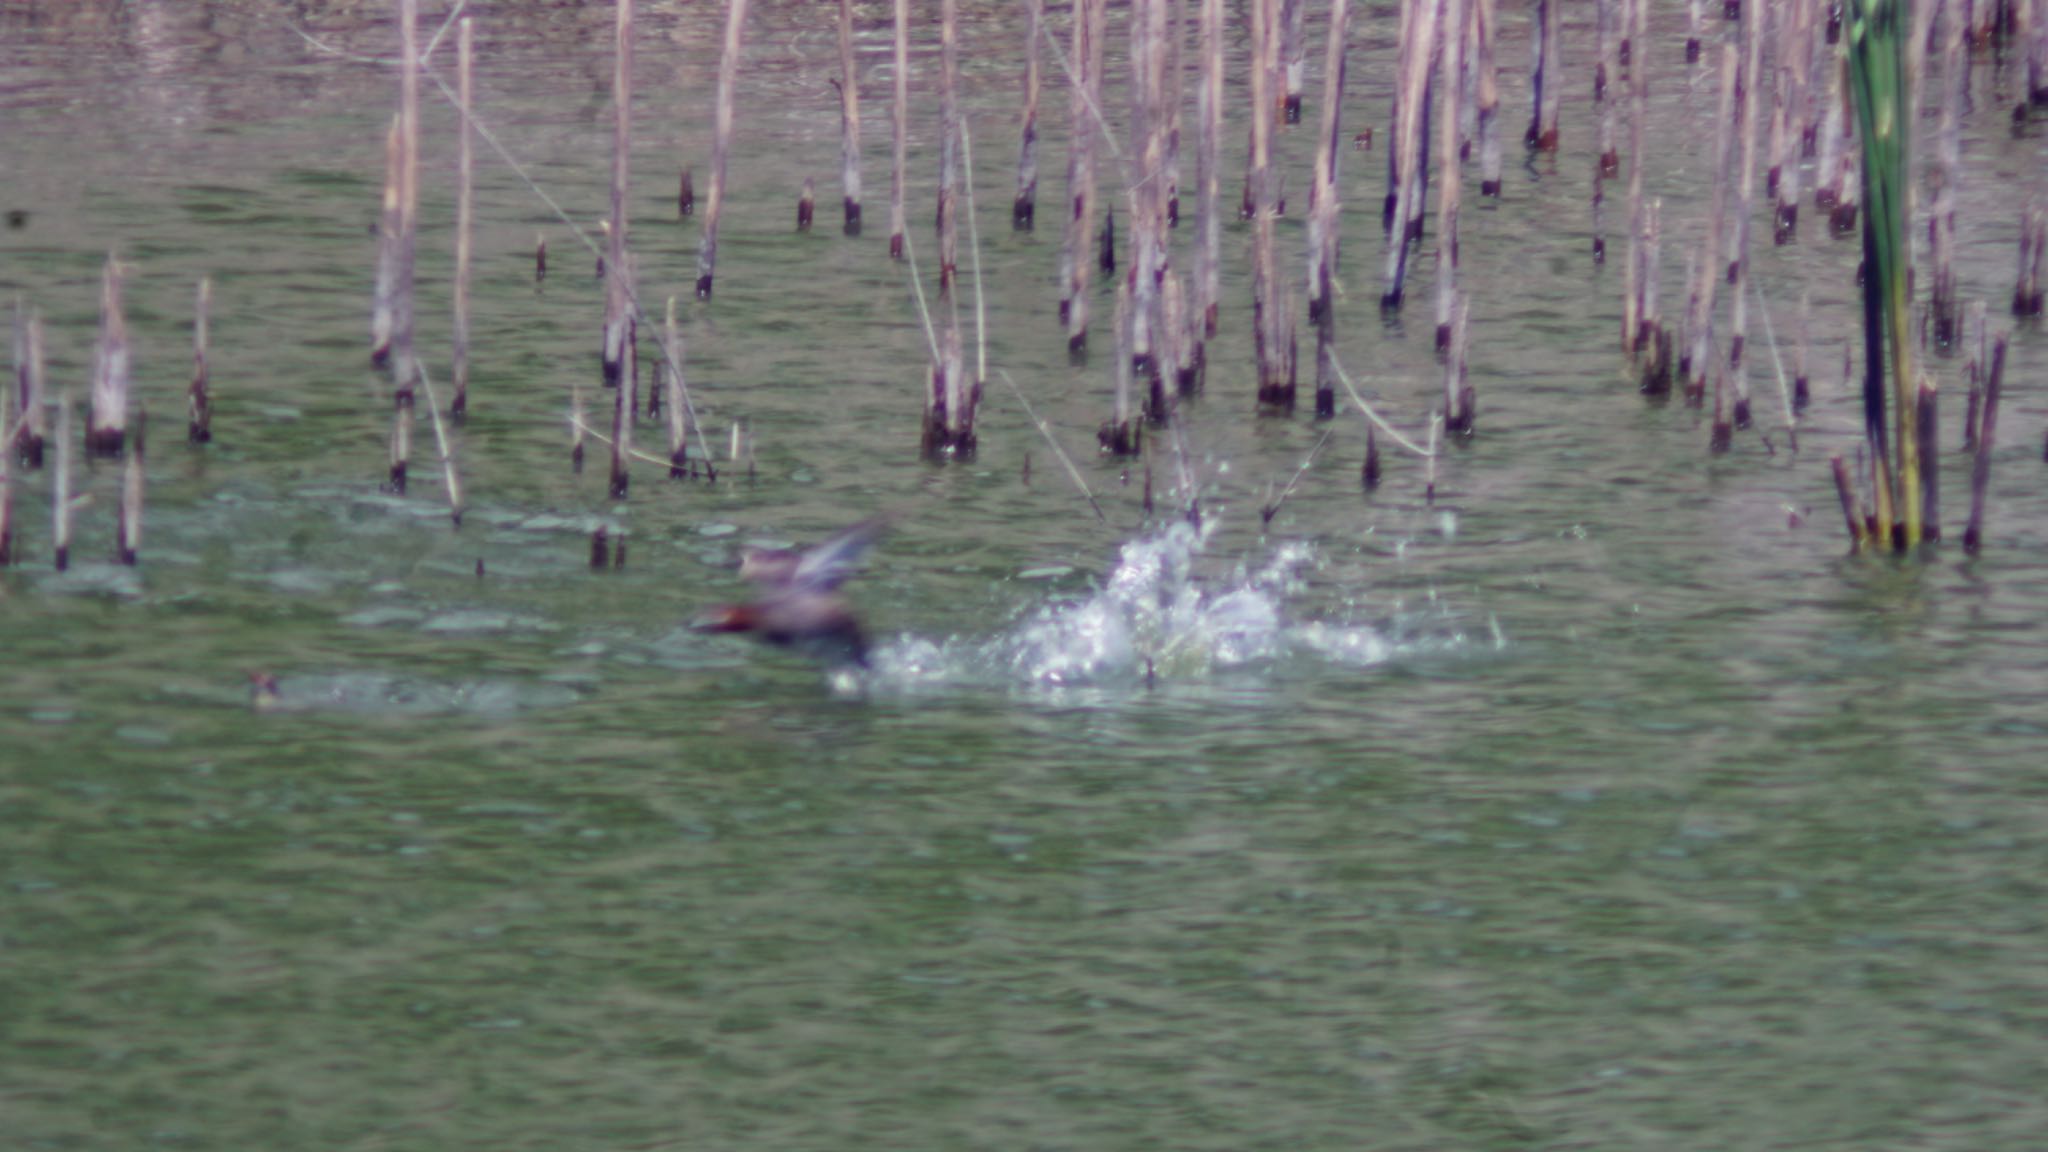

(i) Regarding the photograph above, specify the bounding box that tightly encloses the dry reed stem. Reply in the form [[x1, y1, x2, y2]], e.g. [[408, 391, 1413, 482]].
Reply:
[[1475, 0, 1501, 195], [665, 296, 688, 476], [1197, 0, 1223, 337], [696, 0, 748, 299], [889, 0, 908, 258], [839, 0, 863, 234], [87, 253, 130, 458], [937, 0, 960, 291], [451, 17, 474, 418], [52, 391, 70, 571], [1436, 0, 1465, 352], [391, 0, 421, 409], [1964, 336, 2006, 553], [1015, 0, 1043, 229], [372, 113, 401, 366]]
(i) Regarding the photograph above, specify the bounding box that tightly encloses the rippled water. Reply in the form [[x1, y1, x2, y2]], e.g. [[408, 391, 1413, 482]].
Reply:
[[5, 1, 2048, 1148]]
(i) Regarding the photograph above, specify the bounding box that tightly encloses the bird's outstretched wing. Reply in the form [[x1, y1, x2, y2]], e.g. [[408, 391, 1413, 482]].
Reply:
[[741, 516, 887, 594]]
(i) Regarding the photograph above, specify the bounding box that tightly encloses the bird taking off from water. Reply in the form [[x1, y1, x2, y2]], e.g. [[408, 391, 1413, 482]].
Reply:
[[692, 517, 887, 667]]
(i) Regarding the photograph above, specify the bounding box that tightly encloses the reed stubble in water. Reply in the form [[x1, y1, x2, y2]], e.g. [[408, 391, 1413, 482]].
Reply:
[[1964, 335, 2006, 553], [664, 297, 689, 477], [2015, 202, 2046, 316], [611, 255, 637, 499], [51, 392, 71, 571], [1623, 0, 1650, 356], [1281, 0, 1306, 122], [1062, 0, 1106, 355], [388, 0, 420, 417], [1526, 0, 1561, 151], [678, 168, 694, 217], [1436, 0, 1465, 354], [1249, 0, 1292, 407], [603, 0, 635, 380], [889, 0, 908, 259], [936, 0, 960, 292], [696, 0, 748, 299], [371, 114, 401, 367], [798, 176, 815, 231], [1929, 6, 1964, 344], [1195, 0, 1223, 340], [1475, 0, 1502, 196], [1014, 0, 1042, 229], [88, 254, 130, 458], [15, 303, 46, 468], [1726, 5, 1761, 430], [189, 278, 212, 443], [452, 17, 474, 417], [839, 0, 863, 235], [0, 375, 11, 566], [1685, 44, 1738, 403], [1308, 0, 1350, 417], [116, 407, 144, 565], [1382, 0, 1438, 309], [1103, 279, 1139, 453]]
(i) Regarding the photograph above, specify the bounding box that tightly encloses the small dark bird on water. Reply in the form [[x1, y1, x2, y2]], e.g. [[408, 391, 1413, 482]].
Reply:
[[693, 518, 886, 667]]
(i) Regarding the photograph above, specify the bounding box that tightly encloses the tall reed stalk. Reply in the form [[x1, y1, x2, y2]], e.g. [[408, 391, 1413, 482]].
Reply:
[[1014, 0, 1042, 229], [604, 0, 635, 381], [89, 253, 130, 457], [1309, 0, 1350, 416], [452, 17, 474, 416], [696, 0, 747, 298], [189, 278, 212, 443], [1436, 0, 1465, 352], [937, 0, 959, 292], [889, 0, 908, 258], [1846, 0, 1919, 548], [839, 0, 863, 234]]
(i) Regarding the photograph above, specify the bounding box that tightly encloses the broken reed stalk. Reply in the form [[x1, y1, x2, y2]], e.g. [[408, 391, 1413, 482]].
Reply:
[[1014, 0, 1042, 229], [1125, 0, 1169, 411], [1597, 0, 1618, 175], [1272, 0, 1301, 123], [1688, 0, 1705, 60], [997, 369, 1107, 521], [798, 176, 815, 231], [1770, 0, 1806, 243], [570, 378, 586, 472], [1930, 5, 1963, 345], [1308, 0, 1350, 417], [52, 392, 71, 571], [1104, 277, 1138, 452], [1062, 0, 1105, 354], [839, 0, 863, 235], [1847, 0, 1919, 548], [1436, 0, 1465, 353], [678, 169, 694, 216], [88, 253, 130, 458], [1918, 372, 1939, 542], [1639, 200, 1673, 394], [954, 120, 987, 451], [1963, 300, 1986, 448], [1963, 335, 2006, 553], [603, 0, 635, 385], [1686, 43, 1737, 400], [937, 0, 960, 292], [1197, 0, 1223, 339], [1251, 0, 1292, 408], [390, 0, 421, 410], [665, 296, 688, 476], [696, 0, 748, 299], [1727, 4, 1761, 429], [2016, 201, 2047, 316], [1164, 0, 1184, 227], [1444, 294, 1475, 433], [1623, 0, 1649, 355], [1383, 0, 1438, 309], [611, 251, 637, 498], [889, 0, 909, 259], [536, 233, 547, 281], [16, 304, 46, 467], [1526, 0, 1560, 150], [412, 359, 464, 524], [1830, 453, 1865, 549], [371, 113, 401, 366], [452, 17, 474, 417], [189, 278, 212, 443], [0, 389, 10, 565], [1476, 0, 1502, 196], [115, 406, 145, 564]]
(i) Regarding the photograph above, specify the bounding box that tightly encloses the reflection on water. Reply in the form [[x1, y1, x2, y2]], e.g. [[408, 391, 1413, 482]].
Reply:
[[5, 2, 2048, 1149]]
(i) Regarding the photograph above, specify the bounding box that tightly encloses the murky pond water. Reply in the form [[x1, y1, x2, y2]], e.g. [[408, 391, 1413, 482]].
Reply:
[[6, 1, 2048, 1147]]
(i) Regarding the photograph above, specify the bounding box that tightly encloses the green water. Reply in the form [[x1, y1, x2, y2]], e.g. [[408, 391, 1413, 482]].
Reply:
[[5, 2, 2048, 1147]]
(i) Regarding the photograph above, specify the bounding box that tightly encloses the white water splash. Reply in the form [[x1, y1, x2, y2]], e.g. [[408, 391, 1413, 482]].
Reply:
[[868, 520, 1460, 690]]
